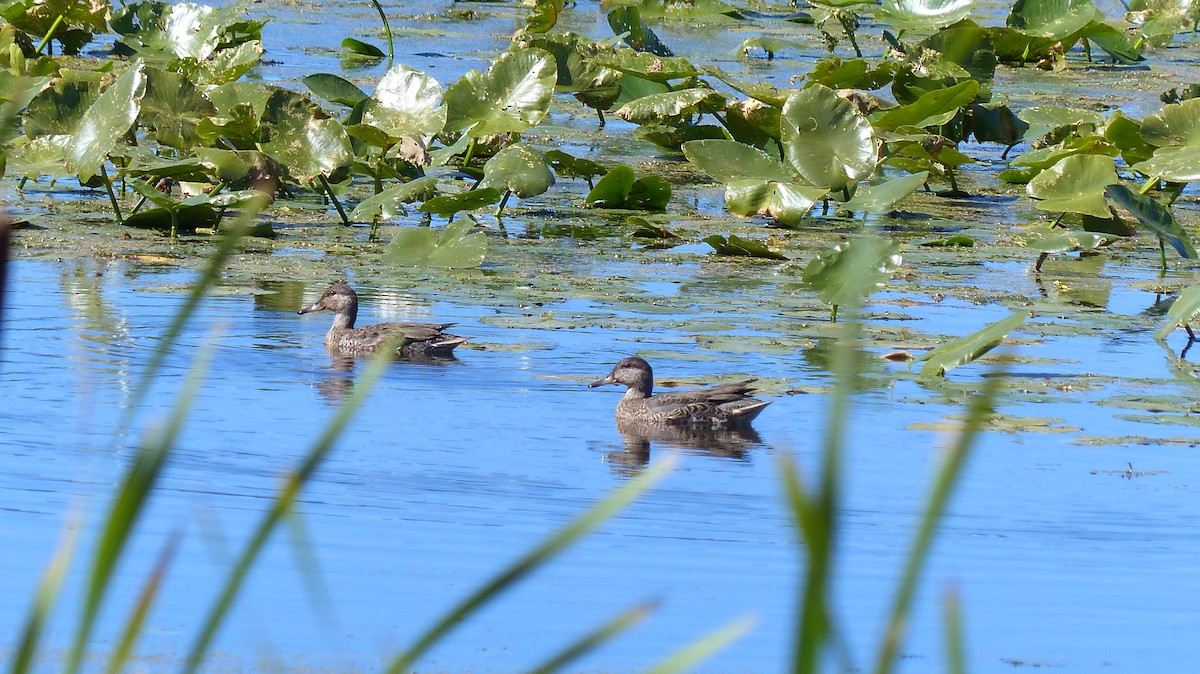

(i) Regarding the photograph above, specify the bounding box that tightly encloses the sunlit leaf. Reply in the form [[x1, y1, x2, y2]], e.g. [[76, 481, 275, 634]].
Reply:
[[418, 187, 503, 218], [68, 61, 146, 182], [781, 84, 877, 191], [725, 179, 825, 226], [1026, 154, 1117, 218], [876, 0, 976, 32], [919, 310, 1029, 377], [303, 73, 368, 107], [350, 176, 439, 221], [479, 144, 555, 199], [1016, 226, 1111, 253], [545, 150, 607, 182], [613, 87, 726, 126], [841, 171, 928, 214], [682, 139, 793, 184], [341, 37, 385, 58], [1007, 0, 1096, 39], [443, 48, 556, 137], [364, 64, 446, 139], [704, 233, 789, 260], [259, 89, 353, 184], [873, 80, 978, 131], [384, 219, 487, 268], [586, 164, 634, 207], [607, 5, 673, 56]]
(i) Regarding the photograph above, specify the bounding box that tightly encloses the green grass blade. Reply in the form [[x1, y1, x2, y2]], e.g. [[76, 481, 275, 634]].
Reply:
[[66, 334, 217, 674], [105, 532, 181, 674], [384, 456, 677, 674], [943, 588, 966, 674], [528, 601, 657, 674], [873, 367, 1001, 674], [9, 518, 77, 674], [182, 335, 401, 674], [643, 614, 756, 674]]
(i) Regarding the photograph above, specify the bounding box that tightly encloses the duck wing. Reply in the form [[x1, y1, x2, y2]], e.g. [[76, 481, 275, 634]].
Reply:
[[646, 380, 765, 424], [341, 322, 456, 350]]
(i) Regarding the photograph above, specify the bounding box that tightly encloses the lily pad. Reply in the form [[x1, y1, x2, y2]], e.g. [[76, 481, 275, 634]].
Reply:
[[876, 0, 976, 32], [841, 171, 929, 214], [545, 150, 607, 183], [418, 187, 503, 219], [585, 164, 671, 210], [1007, 0, 1096, 39], [479, 143, 555, 199], [259, 88, 353, 184], [364, 64, 446, 139], [919, 310, 1029, 377], [682, 139, 793, 184], [1026, 154, 1117, 218], [383, 219, 487, 269], [703, 234, 788, 260], [725, 179, 826, 226], [781, 84, 877, 191], [443, 48, 556, 137], [303, 73, 368, 107], [67, 61, 146, 182], [613, 87, 727, 126], [341, 37, 385, 58], [349, 176, 440, 221]]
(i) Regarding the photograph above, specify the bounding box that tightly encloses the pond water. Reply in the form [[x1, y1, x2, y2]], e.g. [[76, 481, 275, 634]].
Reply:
[[4, 0, 1200, 672], [3, 248, 1199, 673]]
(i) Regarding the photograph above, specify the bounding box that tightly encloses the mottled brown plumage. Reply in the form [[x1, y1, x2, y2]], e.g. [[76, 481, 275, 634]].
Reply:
[[298, 282, 466, 358], [589, 357, 770, 429]]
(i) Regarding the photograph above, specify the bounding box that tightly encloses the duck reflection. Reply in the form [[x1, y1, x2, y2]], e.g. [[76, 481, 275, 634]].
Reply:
[[312, 349, 461, 405], [604, 419, 765, 476]]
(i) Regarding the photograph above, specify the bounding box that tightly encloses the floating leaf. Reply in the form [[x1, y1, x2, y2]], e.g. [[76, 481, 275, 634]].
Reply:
[[350, 176, 439, 221], [736, 37, 806, 58], [873, 80, 979, 131], [1154, 285, 1200, 340], [1104, 184, 1197, 259], [876, 0, 976, 32], [341, 37, 385, 58], [919, 235, 975, 247], [725, 179, 825, 226], [1007, 0, 1096, 39], [802, 237, 901, 308], [443, 48, 556, 137], [593, 49, 700, 83], [584, 165, 671, 210], [259, 89, 353, 184], [781, 84, 877, 191], [140, 67, 215, 149], [703, 234, 788, 260], [682, 139, 793, 184], [418, 187, 503, 218], [67, 61, 146, 182], [1017, 226, 1111, 253], [1026, 154, 1117, 218], [613, 88, 726, 126], [842, 171, 928, 214], [545, 150, 606, 182], [303, 73, 368, 107], [384, 219, 487, 268], [364, 64, 446, 139], [607, 6, 673, 56], [919, 310, 1029, 377], [479, 143, 555, 199]]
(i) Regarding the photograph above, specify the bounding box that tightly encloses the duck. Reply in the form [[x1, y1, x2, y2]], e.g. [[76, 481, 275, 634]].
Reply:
[[298, 282, 466, 358], [589, 356, 770, 429]]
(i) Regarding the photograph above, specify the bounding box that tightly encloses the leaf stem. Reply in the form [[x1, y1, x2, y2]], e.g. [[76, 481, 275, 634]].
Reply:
[[35, 15, 64, 55], [100, 164, 124, 225], [368, 0, 394, 68], [317, 174, 351, 225]]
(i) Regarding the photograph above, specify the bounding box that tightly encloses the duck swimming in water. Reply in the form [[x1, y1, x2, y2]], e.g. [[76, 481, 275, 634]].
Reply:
[[298, 282, 466, 358], [589, 356, 770, 429]]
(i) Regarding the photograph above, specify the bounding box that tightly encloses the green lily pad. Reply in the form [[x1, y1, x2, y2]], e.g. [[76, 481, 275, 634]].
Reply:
[[725, 179, 826, 226], [919, 310, 1029, 377], [613, 87, 727, 126], [479, 143, 555, 199], [418, 187, 503, 218], [303, 73, 368, 107], [443, 47, 556, 137], [593, 49, 700, 83], [1133, 146, 1200, 183], [703, 234, 788, 260], [1017, 226, 1111, 253], [341, 37, 385, 58], [873, 80, 979, 132], [1104, 184, 1197, 259], [349, 176, 440, 221], [585, 164, 671, 210], [1018, 105, 1105, 142], [67, 61, 146, 182], [876, 0, 976, 32], [545, 150, 607, 182], [23, 71, 100, 138], [607, 6, 673, 56], [736, 37, 806, 59], [383, 219, 487, 269], [802, 236, 901, 308], [141, 66, 216, 149], [259, 89, 352, 184], [364, 64, 446, 139], [1026, 154, 1117, 218], [1154, 285, 1200, 340], [841, 171, 929, 214], [111, 0, 260, 62], [1007, 0, 1096, 39], [682, 139, 793, 184], [781, 84, 877, 191]]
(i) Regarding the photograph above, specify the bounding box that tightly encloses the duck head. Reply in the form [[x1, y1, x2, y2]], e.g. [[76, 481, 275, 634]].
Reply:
[[589, 356, 655, 396]]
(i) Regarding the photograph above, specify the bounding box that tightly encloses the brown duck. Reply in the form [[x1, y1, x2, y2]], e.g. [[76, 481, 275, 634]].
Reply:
[[298, 282, 466, 358], [589, 356, 770, 429]]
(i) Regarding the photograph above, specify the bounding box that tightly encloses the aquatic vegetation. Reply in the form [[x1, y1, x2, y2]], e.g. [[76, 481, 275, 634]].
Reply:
[[919, 310, 1030, 377]]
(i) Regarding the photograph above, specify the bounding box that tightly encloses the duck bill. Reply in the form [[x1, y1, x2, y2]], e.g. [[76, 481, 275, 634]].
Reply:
[[588, 374, 615, 388], [297, 301, 324, 315]]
